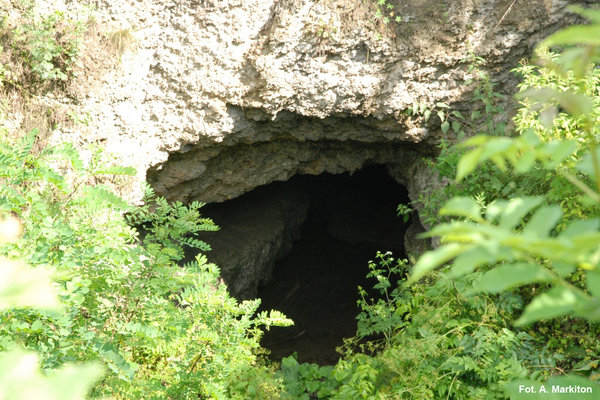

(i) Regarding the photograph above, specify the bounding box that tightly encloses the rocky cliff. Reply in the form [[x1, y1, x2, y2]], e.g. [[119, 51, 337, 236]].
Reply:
[[38, 0, 581, 204], [24, 0, 585, 295]]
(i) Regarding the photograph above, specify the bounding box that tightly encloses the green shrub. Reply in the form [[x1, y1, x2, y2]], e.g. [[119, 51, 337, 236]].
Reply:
[[0, 215, 103, 399], [409, 6, 600, 398], [278, 253, 543, 400], [334, 256, 545, 400], [14, 10, 84, 82], [0, 127, 291, 399], [0, 3, 85, 87]]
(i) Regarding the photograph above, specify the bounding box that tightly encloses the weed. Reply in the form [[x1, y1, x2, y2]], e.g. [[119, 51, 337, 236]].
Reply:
[[108, 28, 137, 55], [372, 0, 402, 25]]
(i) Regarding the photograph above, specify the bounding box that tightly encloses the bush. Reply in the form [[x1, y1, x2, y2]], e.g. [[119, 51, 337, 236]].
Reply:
[[0, 3, 85, 87], [0, 127, 291, 398], [409, 6, 600, 398]]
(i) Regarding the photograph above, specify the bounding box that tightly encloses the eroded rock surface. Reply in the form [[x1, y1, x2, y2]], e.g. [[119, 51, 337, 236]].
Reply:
[[38, 0, 583, 205], [28, 0, 588, 285]]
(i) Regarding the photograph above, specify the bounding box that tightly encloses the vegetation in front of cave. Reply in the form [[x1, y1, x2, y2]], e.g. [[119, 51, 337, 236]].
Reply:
[[272, 6, 600, 400], [0, 126, 293, 399], [1, 2, 600, 400]]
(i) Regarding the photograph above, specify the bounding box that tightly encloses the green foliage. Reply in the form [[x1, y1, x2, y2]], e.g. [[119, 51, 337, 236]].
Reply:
[[406, 53, 517, 228], [0, 215, 103, 399], [17, 11, 84, 81], [406, 54, 507, 143], [412, 196, 600, 324], [409, 6, 600, 398], [4, 5, 85, 84], [339, 259, 541, 400], [0, 348, 103, 400], [466, 54, 508, 137], [453, 132, 576, 182], [0, 127, 291, 399], [396, 203, 412, 223], [372, 0, 402, 25], [127, 184, 218, 264], [356, 252, 408, 346], [279, 253, 544, 400], [279, 355, 337, 399]]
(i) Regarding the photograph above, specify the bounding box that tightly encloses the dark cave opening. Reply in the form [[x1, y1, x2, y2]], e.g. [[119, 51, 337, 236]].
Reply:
[[257, 165, 410, 365], [194, 165, 411, 365]]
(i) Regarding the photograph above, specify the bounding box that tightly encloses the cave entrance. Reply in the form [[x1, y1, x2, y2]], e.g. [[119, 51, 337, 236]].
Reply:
[[256, 165, 410, 365], [192, 164, 411, 365]]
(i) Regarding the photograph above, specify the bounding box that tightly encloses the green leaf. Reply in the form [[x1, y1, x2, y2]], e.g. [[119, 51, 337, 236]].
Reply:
[[408, 243, 466, 283], [491, 197, 543, 230], [30, 320, 44, 332], [576, 147, 600, 181], [541, 140, 577, 168], [480, 138, 513, 161], [575, 297, 600, 321], [439, 197, 482, 221], [451, 121, 461, 134], [452, 110, 464, 119], [462, 135, 491, 147], [83, 186, 130, 210], [0, 350, 104, 400], [569, 5, 600, 23], [449, 247, 494, 277], [441, 120, 449, 134], [560, 219, 599, 238], [437, 110, 445, 122], [556, 92, 594, 116], [552, 261, 576, 277], [522, 205, 562, 238], [456, 147, 484, 181], [424, 109, 431, 121], [542, 24, 600, 47], [468, 263, 553, 295], [518, 88, 593, 118], [514, 150, 536, 173], [587, 269, 600, 298], [515, 286, 586, 326], [539, 106, 558, 129], [96, 165, 137, 176]]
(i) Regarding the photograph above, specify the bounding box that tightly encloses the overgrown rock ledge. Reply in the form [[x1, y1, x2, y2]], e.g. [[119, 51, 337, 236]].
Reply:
[[34, 0, 587, 294]]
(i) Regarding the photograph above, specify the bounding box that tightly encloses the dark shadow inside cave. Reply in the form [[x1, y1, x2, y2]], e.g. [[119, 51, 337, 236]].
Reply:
[[257, 165, 410, 365], [193, 165, 411, 365]]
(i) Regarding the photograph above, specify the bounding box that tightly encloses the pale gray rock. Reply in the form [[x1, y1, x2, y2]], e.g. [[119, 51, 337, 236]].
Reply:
[[38, 0, 581, 205], [27, 0, 586, 287]]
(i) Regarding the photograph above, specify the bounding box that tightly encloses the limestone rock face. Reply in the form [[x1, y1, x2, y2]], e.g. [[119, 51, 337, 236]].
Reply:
[[35, 0, 585, 288], [42, 0, 581, 205]]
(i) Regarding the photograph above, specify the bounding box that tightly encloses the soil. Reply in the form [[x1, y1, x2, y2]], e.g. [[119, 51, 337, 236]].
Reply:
[[257, 166, 409, 365]]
